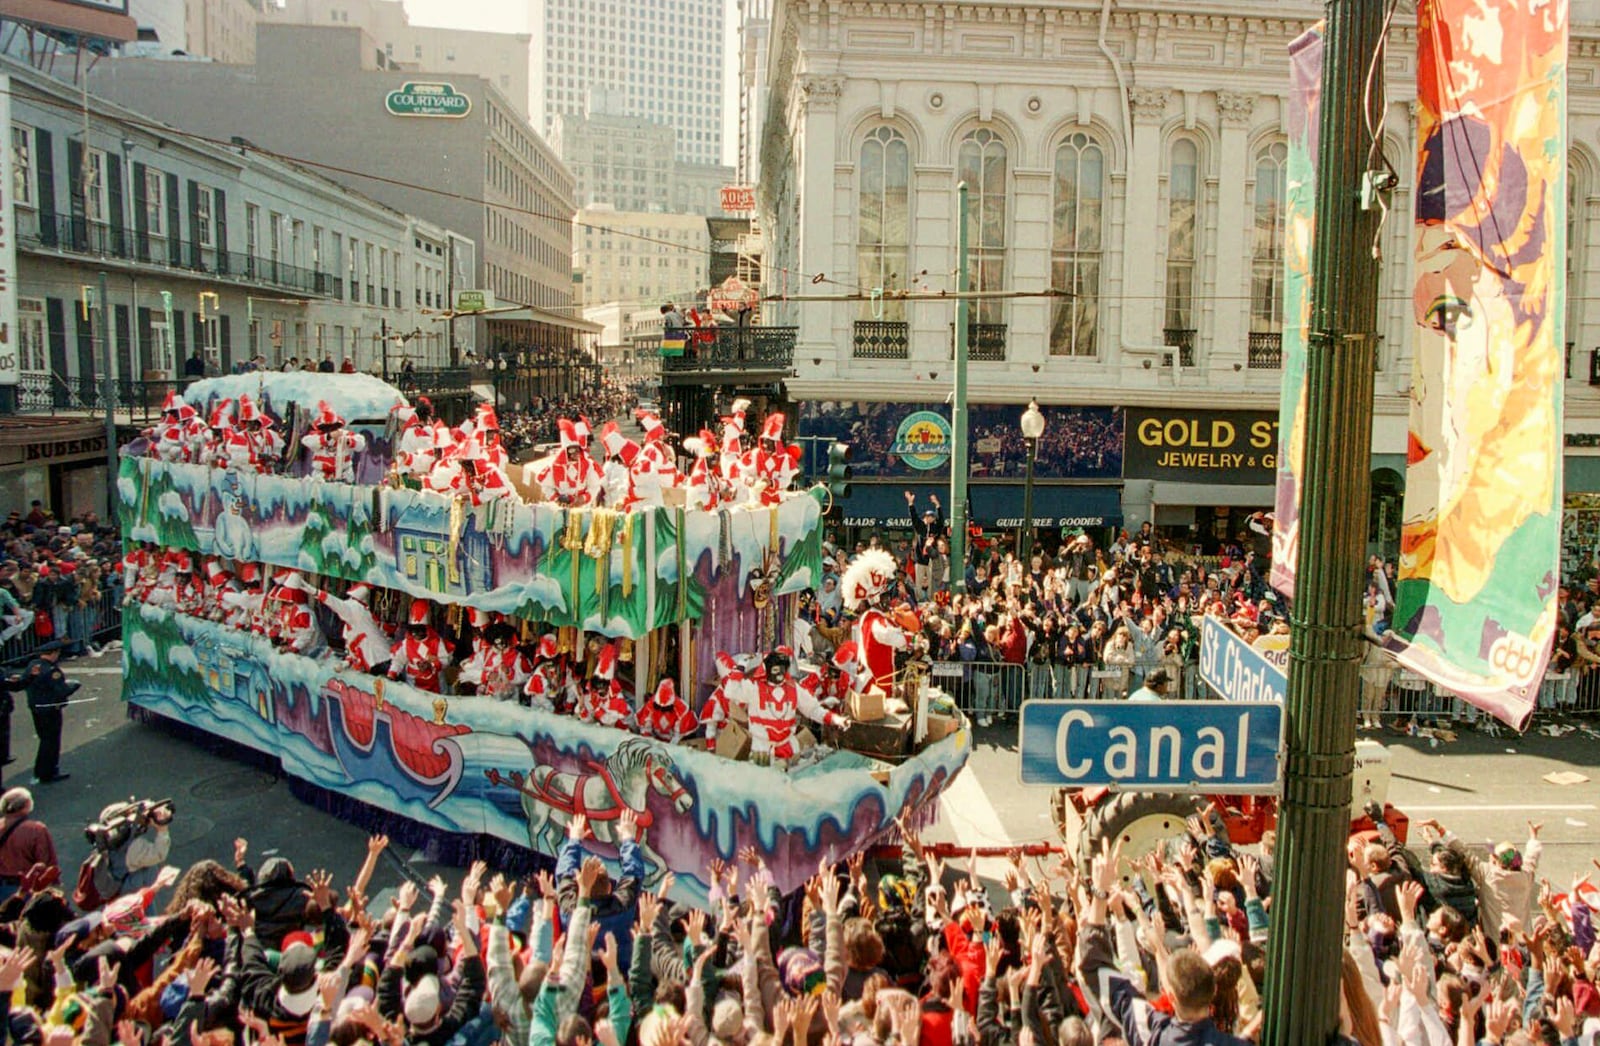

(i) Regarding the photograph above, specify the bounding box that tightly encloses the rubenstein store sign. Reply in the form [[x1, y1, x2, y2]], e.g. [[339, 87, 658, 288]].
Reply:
[[385, 82, 473, 119], [1123, 408, 1279, 485]]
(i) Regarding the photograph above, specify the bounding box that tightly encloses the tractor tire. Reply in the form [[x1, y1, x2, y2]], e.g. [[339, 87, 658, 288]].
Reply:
[[1081, 792, 1198, 874]]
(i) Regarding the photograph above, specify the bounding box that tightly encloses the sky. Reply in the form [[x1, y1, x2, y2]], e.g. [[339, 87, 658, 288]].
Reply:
[[401, 0, 743, 170]]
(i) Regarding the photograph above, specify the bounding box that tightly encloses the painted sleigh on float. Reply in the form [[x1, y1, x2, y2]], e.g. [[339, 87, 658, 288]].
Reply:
[[116, 374, 969, 906]]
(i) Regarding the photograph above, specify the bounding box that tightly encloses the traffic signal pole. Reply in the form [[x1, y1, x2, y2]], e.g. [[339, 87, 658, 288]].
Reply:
[[948, 183, 971, 595], [1259, 0, 1385, 1041]]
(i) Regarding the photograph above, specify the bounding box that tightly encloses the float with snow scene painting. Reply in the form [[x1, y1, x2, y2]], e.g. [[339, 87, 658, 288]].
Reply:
[[116, 372, 969, 905]]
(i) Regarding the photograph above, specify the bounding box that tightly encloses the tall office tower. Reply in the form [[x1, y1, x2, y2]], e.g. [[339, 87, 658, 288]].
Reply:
[[533, 0, 724, 166]]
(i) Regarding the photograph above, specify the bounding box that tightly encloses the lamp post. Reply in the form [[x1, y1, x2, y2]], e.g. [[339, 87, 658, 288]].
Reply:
[[1018, 399, 1044, 568]]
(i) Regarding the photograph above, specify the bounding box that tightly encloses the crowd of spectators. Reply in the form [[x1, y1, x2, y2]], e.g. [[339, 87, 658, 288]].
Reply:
[[0, 772, 1585, 1046], [0, 504, 122, 660]]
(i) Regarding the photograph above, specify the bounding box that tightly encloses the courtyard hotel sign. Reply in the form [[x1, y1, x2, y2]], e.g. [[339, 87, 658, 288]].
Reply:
[[385, 82, 472, 119]]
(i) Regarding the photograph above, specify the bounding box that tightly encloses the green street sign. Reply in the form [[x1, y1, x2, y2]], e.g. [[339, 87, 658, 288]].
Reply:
[[385, 82, 473, 119], [455, 290, 493, 313]]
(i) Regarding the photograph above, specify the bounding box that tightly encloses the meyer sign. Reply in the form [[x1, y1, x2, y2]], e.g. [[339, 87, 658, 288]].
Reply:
[[455, 290, 493, 313], [386, 82, 472, 119], [1018, 700, 1283, 792], [1199, 617, 1287, 703]]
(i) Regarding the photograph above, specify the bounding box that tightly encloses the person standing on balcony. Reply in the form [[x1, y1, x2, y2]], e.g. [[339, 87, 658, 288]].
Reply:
[[183, 349, 205, 379], [318, 356, 336, 373]]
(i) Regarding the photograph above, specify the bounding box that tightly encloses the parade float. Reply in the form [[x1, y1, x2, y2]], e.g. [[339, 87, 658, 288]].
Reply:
[[116, 373, 968, 905]]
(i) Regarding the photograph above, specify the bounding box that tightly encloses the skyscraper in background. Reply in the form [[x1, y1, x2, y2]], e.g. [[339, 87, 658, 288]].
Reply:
[[532, 0, 724, 166]]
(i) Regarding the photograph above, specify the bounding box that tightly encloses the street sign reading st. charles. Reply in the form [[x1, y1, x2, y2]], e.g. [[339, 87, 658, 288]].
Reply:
[[385, 82, 473, 119]]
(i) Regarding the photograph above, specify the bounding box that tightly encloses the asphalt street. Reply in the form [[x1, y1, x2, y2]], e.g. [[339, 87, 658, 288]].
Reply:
[[13, 645, 1600, 900]]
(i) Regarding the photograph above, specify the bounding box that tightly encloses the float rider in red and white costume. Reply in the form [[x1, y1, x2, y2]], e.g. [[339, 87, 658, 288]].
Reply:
[[308, 580, 391, 674], [718, 399, 752, 505], [732, 647, 846, 766], [632, 678, 697, 744], [387, 599, 449, 693], [534, 418, 603, 506], [522, 635, 568, 712], [745, 412, 802, 506], [841, 548, 908, 696], [237, 395, 282, 472], [300, 401, 367, 483], [629, 411, 681, 508], [578, 642, 631, 728], [681, 429, 720, 511], [598, 421, 640, 510], [477, 623, 532, 700], [393, 397, 444, 480], [147, 392, 205, 463], [273, 571, 327, 657], [219, 563, 264, 632], [472, 404, 511, 473], [698, 651, 747, 750]]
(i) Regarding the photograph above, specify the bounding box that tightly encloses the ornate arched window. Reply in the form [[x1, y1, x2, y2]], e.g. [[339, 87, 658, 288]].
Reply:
[[857, 127, 910, 324], [1250, 140, 1288, 334], [1165, 138, 1200, 344], [1049, 131, 1104, 357], [958, 128, 1008, 327]]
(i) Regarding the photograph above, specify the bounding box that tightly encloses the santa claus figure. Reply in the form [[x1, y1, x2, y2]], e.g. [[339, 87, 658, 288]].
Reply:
[[733, 647, 846, 766], [238, 396, 283, 472], [388, 599, 449, 693], [699, 651, 747, 750], [598, 421, 640, 509], [533, 418, 602, 506], [308, 581, 391, 674], [578, 642, 631, 728], [301, 401, 367, 483], [629, 411, 681, 508], [745, 412, 801, 506], [273, 572, 326, 657], [632, 678, 697, 744], [841, 548, 909, 696]]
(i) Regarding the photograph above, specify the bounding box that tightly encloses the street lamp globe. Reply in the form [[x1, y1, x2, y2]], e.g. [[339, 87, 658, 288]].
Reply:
[[1020, 400, 1045, 441]]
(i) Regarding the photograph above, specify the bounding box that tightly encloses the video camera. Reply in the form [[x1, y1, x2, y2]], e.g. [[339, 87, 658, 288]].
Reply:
[[84, 797, 174, 852]]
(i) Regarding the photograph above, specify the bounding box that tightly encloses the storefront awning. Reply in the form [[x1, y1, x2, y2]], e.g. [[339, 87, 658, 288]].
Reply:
[[837, 483, 1123, 529]]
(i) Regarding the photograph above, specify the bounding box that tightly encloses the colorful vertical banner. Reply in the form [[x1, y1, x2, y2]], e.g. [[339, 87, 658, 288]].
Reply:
[[1384, 0, 1567, 728], [1269, 27, 1323, 599], [0, 74, 18, 388]]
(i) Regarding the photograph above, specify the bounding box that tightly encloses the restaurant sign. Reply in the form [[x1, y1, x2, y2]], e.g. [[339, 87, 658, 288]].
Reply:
[[1124, 408, 1280, 484], [892, 411, 952, 471]]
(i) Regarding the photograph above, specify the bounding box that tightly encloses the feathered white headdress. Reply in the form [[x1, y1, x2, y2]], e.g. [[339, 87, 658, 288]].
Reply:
[[840, 548, 898, 610]]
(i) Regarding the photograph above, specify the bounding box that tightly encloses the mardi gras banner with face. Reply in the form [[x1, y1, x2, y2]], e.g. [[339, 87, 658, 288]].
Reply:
[[1384, 0, 1567, 728], [1268, 26, 1324, 599]]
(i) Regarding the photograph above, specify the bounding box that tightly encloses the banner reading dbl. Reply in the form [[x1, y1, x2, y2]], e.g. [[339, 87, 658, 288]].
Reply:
[[1385, 0, 1567, 729]]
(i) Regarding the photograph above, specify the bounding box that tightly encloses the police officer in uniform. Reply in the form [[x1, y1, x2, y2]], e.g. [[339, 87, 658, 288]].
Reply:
[[7, 641, 76, 784]]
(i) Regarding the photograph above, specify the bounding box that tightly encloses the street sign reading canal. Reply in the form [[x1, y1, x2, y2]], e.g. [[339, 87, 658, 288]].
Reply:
[[1199, 615, 1288, 703], [1018, 700, 1284, 792], [385, 82, 473, 119]]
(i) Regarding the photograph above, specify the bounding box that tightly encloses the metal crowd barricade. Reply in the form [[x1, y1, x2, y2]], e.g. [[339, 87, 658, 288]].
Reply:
[[0, 587, 122, 667], [926, 660, 1027, 718], [929, 656, 1188, 715]]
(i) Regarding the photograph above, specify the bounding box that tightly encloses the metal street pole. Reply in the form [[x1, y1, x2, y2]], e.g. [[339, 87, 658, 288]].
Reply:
[[99, 271, 116, 521], [948, 183, 971, 595], [380, 318, 390, 382], [1020, 436, 1038, 567], [1259, 0, 1385, 1041]]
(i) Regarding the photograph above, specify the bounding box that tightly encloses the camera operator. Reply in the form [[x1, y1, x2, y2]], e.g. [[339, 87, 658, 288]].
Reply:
[[0, 788, 55, 902], [90, 798, 173, 896]]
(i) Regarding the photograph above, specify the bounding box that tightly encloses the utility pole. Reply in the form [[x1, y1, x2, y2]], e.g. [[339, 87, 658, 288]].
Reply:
[[1259, 1, 1385, 1042], [380, 317, 389, 381], [948, 183, 971, 595], [99, 271, 116, 521]]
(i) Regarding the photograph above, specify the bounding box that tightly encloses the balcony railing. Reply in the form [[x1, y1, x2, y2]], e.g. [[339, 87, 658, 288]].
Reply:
[[852, 320, 909, 359], [8, 372, 200, 420], [1247, 331, 1283, 369], [21, 214, 335, 298], [1161, 328, 1197, 367], [950, 323, 1007, 361], [657, 326, 796, 374], [398, 366, 473, 398]]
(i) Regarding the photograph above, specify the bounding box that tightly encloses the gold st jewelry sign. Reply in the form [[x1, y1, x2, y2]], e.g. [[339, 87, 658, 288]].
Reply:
[[1123, 408, 1280, 484]]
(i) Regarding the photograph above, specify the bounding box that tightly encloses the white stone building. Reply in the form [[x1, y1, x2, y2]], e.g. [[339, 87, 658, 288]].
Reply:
[[757, 0, 1600, 543]]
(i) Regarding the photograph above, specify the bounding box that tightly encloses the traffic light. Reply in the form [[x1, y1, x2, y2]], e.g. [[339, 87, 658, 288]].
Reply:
[[826, 442, 853, 500]]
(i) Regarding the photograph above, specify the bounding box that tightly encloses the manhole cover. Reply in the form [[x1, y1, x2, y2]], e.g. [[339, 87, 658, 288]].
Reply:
[[189, 769, 277, 801]]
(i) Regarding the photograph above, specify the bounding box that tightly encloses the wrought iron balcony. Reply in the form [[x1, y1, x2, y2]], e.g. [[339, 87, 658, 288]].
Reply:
[[852, 320, 909, 359], [1247, 331, 1283, 369], [7, 372, 199, 420], [949, 323, 1007, 361], [1161, 328, 1197, 367], [655, 326, 796, 376], [20, 213, 335, 298]]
